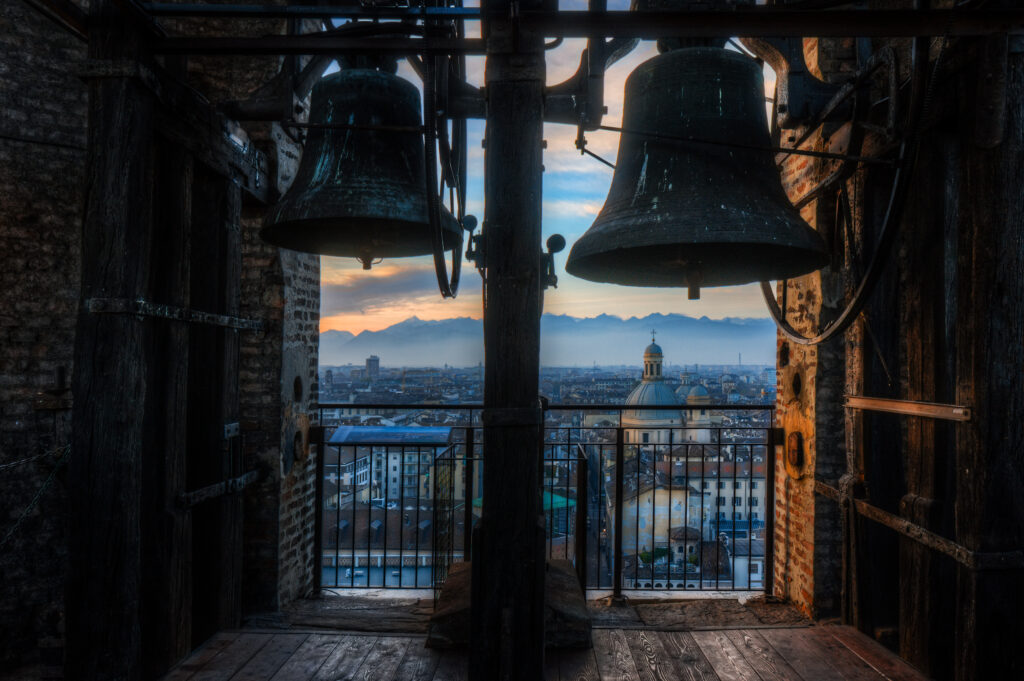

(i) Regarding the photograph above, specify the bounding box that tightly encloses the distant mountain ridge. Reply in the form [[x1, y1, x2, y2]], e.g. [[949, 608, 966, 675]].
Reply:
[[320, 313, 777, 368]]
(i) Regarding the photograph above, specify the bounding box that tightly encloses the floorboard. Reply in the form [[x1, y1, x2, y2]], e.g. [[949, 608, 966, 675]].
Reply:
[[159, 623, 930, 681], [592, 629, 641, 681], [352, 636, 412, 681], [622, 630, 676, 681], [191, 633, 273, 681], [691, 630, 760, 681], [759, 628, 854, 681], [823, 626, 930, 681], [269, 634, 343, 681], [390, 640, 442, 681], [656, 631, 720, 681], [310, 635, 377, 681], [805, 628, 890, 681], [725, 630, 803, 681], [233, 634, 309, 681], [162, 632, 239, 681], [556, 648, 602, 681]]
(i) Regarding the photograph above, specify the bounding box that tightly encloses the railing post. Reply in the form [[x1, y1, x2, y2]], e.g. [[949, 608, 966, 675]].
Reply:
[[464, 427, 475, 560], [574, 448, 588, 589], [614, 427, 625, 602], [764, 423, 779, 595], [313, 422, 325, 594]]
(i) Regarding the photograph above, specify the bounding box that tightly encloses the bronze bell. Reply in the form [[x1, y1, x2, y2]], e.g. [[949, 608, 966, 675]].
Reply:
[[565, 48, 828, 298], [261, 70, 461, 268]]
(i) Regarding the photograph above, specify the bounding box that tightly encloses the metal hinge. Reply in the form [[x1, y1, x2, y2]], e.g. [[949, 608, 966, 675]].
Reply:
[[177, 470, 259, 509]]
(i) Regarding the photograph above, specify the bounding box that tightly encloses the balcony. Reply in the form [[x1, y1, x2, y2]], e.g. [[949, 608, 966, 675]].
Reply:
[[314, 403, 775, 596]]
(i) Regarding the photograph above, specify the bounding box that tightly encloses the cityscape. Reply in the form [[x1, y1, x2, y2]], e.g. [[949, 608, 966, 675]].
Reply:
[[317, 337, 776, 592]]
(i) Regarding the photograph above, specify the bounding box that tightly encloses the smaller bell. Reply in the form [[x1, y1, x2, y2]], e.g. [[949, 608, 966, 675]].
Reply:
[[261, 70, 461, 267], [565, 48, 829, 297]]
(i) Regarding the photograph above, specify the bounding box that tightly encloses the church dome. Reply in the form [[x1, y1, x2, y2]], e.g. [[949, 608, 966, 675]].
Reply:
[[624, 381, 683, 422], [686, 384, 711, 404], [644, 342, 663, 356]]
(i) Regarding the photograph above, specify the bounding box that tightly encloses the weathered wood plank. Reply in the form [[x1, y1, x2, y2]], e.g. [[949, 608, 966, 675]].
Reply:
[[725, 630, 803, 681], [691, 630, 760, 681], [268, 633, 343, 681], [823, 626, 929, 681], [656, 632, 720, 681], [162, 632, 239, 681], [758, 629, 848, 681], [352, 636, 412, 681], [623, 629, 676, 681], [432, 651, 469, 681], [592, 629, 641, 681], [311, 634, 377, 681], [390, 640, 441, 681], [190, 633, 272, 680], [556, 647, 602, 681], [232, 633, 309, 680], [805, 628, 888, 681]]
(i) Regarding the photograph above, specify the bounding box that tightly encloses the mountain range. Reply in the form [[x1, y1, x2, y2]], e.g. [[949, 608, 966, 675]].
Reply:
[[320, 313, 777, 368]]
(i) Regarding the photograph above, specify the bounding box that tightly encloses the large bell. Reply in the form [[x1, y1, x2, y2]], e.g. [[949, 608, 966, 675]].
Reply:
[[261, 70, 461, 267], [565, 48, 828, 296]]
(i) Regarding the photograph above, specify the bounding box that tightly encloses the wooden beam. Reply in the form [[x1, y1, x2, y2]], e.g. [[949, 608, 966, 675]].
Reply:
[[67, 2, 152, 677], [844, 395, 971, 421], [469, 4, 547, 678]]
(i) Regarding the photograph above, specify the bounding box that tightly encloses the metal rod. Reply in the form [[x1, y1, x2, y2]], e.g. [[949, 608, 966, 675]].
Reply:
[[596, 124, 895, 165], [575, 447, 589, 589], [137, 6, 1024, 37], [314, 422, 325, 593], [155, 36, 486, 55], [764, 427, 777, 595], [845, 395, 971, 421], [613, 427, 625, 601]]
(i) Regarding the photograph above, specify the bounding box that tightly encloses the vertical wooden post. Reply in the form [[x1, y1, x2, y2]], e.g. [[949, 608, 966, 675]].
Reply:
[[469, 2, 547, 677], [952, 46, 1024, 681], [67, 2, 150, 677], [140, 141, 194, 677]]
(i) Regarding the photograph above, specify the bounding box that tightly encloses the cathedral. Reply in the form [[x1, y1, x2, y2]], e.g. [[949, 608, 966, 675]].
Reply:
[[622, 336, 713, 447]]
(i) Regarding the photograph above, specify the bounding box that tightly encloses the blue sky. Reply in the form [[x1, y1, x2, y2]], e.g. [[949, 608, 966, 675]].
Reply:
[[321, 1, 778, 333]]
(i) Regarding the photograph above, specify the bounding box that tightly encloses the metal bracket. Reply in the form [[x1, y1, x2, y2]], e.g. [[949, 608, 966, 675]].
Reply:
[[223, 422, 240, 439], [86, 298, 264, 332], [740, 37, 850, 130], [177, 470, 259, 508]]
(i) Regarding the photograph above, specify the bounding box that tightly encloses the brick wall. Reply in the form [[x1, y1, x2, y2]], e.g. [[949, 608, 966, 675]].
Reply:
[[0, 1, 87, 671], [770, 37, 855, 618]]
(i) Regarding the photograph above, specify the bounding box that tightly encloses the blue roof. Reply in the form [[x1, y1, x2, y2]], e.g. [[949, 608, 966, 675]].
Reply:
[[328, 426, 452, 445]]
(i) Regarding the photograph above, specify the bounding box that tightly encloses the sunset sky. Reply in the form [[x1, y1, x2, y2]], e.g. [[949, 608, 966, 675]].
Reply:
[[320, 1, 778, 334]]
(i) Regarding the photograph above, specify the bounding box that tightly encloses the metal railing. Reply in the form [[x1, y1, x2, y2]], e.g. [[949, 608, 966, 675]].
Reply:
[[314, 403, 775, 596]]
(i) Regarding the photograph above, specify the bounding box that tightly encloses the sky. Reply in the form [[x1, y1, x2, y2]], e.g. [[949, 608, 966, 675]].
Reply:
[[320, 1, 778, 334]]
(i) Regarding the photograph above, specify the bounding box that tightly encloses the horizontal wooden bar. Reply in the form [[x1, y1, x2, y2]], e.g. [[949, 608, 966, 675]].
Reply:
[[142, 9, 1024, 46], [154, 36, 487, 56], [814, 481, 1023, 571], [845, 395, 971, 421], [86, 298, 264, 331]]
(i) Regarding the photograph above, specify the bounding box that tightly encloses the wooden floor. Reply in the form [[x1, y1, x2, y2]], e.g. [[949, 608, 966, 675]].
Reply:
[[161, 625, 930, 681]]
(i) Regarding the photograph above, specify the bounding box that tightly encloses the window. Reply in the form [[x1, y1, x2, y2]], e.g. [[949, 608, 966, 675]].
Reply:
[[642, 433, 649, 444], [734, 512, 742, 520], [752, 512, 759, 520], [733, 497, 742, 506], [751, 563, 760, 574], [750, 497, 758, 507], [702, 481, 709, 489], [751, 481, 759, 489], [717, 497, 726, 507], [718, 481, 726, 489]]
